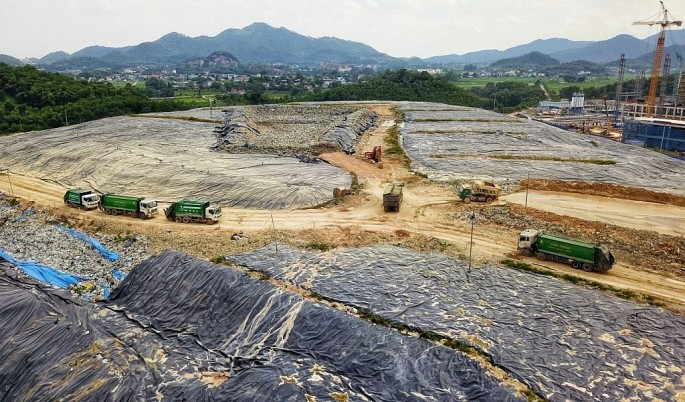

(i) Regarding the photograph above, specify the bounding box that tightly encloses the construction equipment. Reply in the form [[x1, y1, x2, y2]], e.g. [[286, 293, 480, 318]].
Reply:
[[383, 183, 403, 212], [457, 180, 501, 203], [517, 229, 615, 272], [633, 2, 682, 117], [363, 146, 382, 164]]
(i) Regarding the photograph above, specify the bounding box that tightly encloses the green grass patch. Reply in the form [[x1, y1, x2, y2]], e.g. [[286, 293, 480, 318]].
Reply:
[[384, 111, 411, 168], [430, 154, 615, 165], [306, 241, 333, 252], [130, 114, 220, 123], [350, 172, 362, 193]]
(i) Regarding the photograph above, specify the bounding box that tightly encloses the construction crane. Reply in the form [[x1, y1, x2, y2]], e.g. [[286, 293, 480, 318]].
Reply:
[[633, 1, 682, 117]]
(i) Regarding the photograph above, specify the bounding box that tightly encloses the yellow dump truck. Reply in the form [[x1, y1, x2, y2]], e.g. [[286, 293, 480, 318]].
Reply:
[[457, 180, 501, 203]]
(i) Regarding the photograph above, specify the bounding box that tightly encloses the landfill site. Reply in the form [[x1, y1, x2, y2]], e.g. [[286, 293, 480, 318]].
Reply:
[[1, 102, 685, 401]]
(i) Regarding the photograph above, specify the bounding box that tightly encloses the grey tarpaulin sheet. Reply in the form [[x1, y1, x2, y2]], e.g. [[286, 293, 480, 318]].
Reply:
[[0, 252, 522, 401], [0, 114, 350, 209], [396, 103, 685, 195], [229, 244, 685, 401]]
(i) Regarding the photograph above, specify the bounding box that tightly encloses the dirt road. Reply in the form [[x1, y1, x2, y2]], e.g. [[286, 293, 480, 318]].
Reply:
[[503, 190, 685, 237], [2, 104, 685, 313]]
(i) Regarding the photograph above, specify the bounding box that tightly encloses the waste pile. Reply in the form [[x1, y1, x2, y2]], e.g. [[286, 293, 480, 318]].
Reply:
[[0, 109, 355, 209], [0, 250, 523, 401], [213, 104, 377, 154], [397, 103, 685, 196], [229, 244, 685, 402], [0, 195, 146, 298]]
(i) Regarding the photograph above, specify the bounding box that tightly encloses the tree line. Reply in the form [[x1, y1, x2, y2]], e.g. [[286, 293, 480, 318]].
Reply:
[[6, 63, 637, 135], [0, 63, 191, 134]]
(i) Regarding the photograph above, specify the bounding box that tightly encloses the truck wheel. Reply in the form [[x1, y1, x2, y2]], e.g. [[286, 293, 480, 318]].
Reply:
[[582, 263, 593, 272], [536, 252, 546, 261], [522, 249, 532, 257], [463, 197, 471, 204], [571, 260, 581, 269], [486, 196, 493, 203], [182, 217, 190, 223], [175, 217, 182, 223], [105, 208, 111, 215], [206, 218, 213, 225]]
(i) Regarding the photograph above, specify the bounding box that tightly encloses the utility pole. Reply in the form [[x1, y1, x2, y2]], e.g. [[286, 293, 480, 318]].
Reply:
[[1, 169, 13, 195], [467, 212, 476, 272]]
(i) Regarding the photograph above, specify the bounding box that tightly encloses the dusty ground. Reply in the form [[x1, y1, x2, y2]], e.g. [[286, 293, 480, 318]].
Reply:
[[2, 103, 685, 315]]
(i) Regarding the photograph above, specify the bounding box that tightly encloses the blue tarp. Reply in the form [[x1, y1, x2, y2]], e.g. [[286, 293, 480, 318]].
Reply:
[[13, 208, 35, 223], [99, 281, 111, 299], [111, 268, 126, 281], [0, 248, 87, 288], [57, 225, 119, 262]]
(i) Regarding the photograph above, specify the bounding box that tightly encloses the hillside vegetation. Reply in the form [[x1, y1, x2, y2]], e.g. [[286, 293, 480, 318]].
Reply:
[[301, 69, 482, 107], [0, 63, 190, 134]]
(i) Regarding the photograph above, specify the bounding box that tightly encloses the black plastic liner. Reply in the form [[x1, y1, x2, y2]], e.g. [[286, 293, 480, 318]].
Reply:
[[229, 244, 685, 402], [0, 252, 521, 401]]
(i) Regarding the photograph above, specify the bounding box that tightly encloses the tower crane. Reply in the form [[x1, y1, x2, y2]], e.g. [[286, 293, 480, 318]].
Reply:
[[633, 1, 682, 117]]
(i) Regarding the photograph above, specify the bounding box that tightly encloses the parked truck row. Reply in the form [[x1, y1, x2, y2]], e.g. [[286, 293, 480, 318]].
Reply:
[[63, 189, 221, 224]]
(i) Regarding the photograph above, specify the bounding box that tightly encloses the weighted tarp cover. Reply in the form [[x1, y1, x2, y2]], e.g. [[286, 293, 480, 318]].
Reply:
[[0, 252, 521, 401], [228, 244, 685, 402]]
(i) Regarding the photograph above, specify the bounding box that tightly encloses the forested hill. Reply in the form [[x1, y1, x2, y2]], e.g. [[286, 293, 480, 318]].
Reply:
[[0, 63, 188, 134], [302, 70, 482, 107]]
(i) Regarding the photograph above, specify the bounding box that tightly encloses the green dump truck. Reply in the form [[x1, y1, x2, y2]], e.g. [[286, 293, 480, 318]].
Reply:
[[164, 199, 222, 224], [517, 229, 615, 272], [99, 194, 158, 219], [383, 183, 404, 212], [63, 189, 100, 210]]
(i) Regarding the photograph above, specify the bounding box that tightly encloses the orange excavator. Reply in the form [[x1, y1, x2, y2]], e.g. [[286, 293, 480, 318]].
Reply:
[[364, 145, 382, 163]]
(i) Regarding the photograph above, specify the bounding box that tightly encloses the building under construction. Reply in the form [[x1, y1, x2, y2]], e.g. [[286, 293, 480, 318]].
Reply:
[[619, 3, 685, 153]]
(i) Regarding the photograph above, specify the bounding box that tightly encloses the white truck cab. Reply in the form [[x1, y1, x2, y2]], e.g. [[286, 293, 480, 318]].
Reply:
[[140, 200, 159, 218], [206, 205, 223, 222], [81, 193, 100, 209], [517, 229, 540, 250]]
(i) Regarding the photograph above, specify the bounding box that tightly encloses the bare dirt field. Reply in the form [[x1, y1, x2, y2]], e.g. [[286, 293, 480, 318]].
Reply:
[[503, 190, 685, 236]]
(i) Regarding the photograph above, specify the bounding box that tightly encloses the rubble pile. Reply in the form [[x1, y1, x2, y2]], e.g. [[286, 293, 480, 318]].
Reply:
[[213, 105, 377, 154], [0, 198, 149, 297]]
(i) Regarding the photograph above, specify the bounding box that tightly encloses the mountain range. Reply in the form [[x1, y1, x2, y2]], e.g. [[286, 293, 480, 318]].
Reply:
[[3, 23, 685, 70]]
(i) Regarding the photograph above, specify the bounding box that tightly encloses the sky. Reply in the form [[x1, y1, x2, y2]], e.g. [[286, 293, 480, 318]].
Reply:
[[2, 0, 684, 60]]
